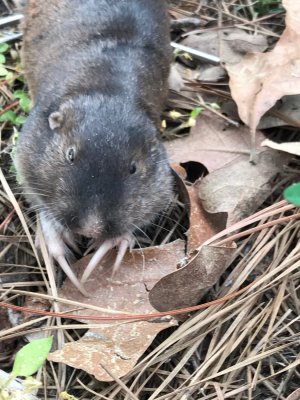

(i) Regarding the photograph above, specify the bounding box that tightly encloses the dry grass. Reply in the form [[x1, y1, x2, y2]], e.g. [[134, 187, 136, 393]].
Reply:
[[1, 176, 300, 399], [1, 1, 300, 399]]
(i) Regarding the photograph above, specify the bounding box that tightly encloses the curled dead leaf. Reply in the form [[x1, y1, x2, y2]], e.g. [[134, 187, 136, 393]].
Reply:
[[149, 179, 232, 311], [149, 242, 236, 311], [187, 184, 225, 253]]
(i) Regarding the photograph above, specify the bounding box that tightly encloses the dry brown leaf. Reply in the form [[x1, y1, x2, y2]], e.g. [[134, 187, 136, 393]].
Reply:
[[182, 28, 267, 64], [171, 163, 187, 179], [182, 32, 219, 60], [262, 139, 300, 156], [226, 0, 300, 131], [48, 240, 184, 381], [48, 321, 175, 382], [149, 242, 236, 311], [223, 29, 268, 57], [198, 66, 226, 82], [187, 185, 225, 253], [198, 150, 290, 227], [166, 113, 266, 172], [149, 181, 230, 311]]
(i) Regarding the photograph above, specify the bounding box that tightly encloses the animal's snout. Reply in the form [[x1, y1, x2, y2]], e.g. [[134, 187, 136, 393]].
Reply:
[[103, 219, 121, 237], [77, 214, 103, 238], [69, 212, 123, 239]]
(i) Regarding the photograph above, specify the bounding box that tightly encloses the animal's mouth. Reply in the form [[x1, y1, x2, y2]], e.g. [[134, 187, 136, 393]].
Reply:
[[80, 233, 135, 284]]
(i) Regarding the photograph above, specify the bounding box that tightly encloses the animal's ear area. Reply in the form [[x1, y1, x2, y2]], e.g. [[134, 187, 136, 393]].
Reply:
[[48, 111, 64, 130]]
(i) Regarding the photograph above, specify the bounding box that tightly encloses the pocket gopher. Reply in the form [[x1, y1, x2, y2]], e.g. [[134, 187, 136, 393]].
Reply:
[[15, 0, 173, 295]]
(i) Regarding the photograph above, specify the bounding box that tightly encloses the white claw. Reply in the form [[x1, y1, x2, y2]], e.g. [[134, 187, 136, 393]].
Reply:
[[39, 213, 88, 296], [81, 234, 135, 283], [112, 239, 130, 277], [39, 211, 135, 292], [81, 239, 115, 283], [62, 230, 81, 254], [83, 240, 96, 256], [57, 255, 89, 297]]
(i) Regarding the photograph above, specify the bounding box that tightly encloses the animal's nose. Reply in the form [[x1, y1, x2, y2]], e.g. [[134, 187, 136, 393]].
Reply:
[[104, 219, 118, 235], [77, 214, 103, 238]]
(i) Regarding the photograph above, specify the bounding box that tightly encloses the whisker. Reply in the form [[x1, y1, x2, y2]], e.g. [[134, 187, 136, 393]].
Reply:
[[142, 211, 187, 231], [131, 223, 152, 242], [143, 221, 173, 234], [131, 231, 145, 273], [14, 194, 51, 199]]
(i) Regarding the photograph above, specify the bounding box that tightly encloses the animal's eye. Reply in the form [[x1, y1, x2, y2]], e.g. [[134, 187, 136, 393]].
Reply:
[[66, 147, 76, 163], [129, 162, 137, 174]]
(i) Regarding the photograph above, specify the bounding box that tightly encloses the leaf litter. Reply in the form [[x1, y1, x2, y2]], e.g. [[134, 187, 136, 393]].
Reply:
[[166, 112, 267, 172], [182, 28, 268, 64], [226, 0, 300, 133], [48, 242, 184, 381], [1, 0, 300, 398]]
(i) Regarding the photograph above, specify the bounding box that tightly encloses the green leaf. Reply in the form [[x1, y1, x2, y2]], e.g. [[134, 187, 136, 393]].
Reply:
[[5, 71, 15, 85], [0, 54, 6, 63], [0, 65, 8, 76], [0, 43, 9, 53], [12, 336, 53, 377], [14, 89, 27, 98], [15, 115, 27, 125], [20, 97, 32, 113], [284, 183, 300, 207], [14, 90, 32, 113], [9, 162, 17, 176], [0, 110, 17, 123], [190, 107, 204, 119]]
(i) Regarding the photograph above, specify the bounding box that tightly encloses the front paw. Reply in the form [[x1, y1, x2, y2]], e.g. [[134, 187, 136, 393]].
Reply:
[[39, 213, 89, 296]]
